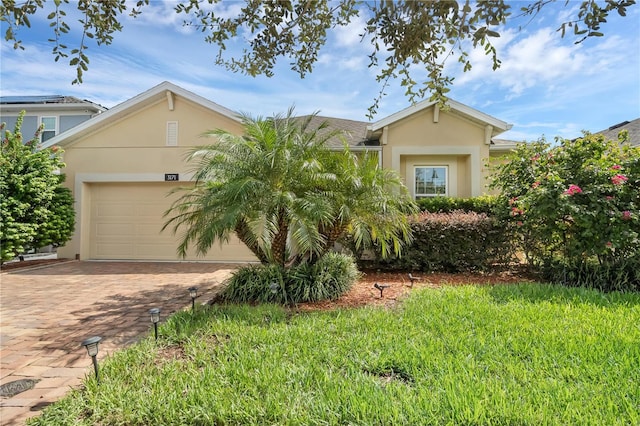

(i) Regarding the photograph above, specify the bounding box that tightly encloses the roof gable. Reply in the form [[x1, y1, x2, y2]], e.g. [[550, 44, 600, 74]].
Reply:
[[41, 81, 240, 149], [368, 98, 512, 136]]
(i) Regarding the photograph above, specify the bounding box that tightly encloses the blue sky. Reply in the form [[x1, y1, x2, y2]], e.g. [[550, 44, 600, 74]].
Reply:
[[1, 1, 639, 142]]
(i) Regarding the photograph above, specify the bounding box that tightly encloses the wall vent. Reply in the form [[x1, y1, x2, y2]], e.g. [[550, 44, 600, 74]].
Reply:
[[166, 121, 178, 146]]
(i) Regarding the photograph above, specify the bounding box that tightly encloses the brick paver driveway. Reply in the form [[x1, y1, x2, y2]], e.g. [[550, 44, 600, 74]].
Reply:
[[0, 261, 238, 425]]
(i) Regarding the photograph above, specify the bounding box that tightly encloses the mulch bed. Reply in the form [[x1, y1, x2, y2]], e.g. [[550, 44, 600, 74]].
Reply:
[[0, 258, 73, 272], [295, 266, 538, 311]]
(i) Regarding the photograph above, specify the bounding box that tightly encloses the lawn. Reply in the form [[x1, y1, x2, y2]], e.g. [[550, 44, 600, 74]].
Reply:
[[29, 283, 640, 425]]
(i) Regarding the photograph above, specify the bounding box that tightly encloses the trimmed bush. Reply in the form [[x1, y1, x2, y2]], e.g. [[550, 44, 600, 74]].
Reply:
[[222, 252, 361, 304], [371, 211, 515, 272], [416, 195, 501, 214]]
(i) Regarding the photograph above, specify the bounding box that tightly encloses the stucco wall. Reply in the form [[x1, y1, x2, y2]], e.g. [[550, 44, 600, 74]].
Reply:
[[57, 94, 244, 260], [381, 106, 491, 197]]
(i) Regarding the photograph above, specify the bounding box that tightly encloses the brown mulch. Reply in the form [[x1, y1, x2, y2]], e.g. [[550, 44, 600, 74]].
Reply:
[[295, 267, 538, 311], [0, 258, 73, 272]]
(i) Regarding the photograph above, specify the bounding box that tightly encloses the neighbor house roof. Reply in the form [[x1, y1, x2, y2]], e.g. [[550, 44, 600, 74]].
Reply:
[[367, 98, 512, 137], [41, 81, 240, 149], [490, 138, 521, 152], [594, 118, 640, 146], [0, 95, 106, 113]]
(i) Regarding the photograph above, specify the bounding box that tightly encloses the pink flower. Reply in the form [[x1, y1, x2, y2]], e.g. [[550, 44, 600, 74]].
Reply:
[[606, 242, 613, 248], [611, 165, 621, 170], [532, 181, 541, 189], [622, 211, 632, 220], [516, 221, 523, 227], [510, 207, 524, 217], [564, 184, 582, 196], [508, 197, 518, 206], [606, 196, 614, 200], [531, 154, 540, 162], [612, 174, 628, 185]]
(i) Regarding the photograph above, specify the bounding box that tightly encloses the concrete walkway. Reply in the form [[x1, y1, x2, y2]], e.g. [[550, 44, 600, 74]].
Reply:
[[0, 261, 237, 425]]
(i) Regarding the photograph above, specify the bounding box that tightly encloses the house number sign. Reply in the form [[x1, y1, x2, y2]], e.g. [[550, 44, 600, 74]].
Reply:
[[165, 173, 179, 181]]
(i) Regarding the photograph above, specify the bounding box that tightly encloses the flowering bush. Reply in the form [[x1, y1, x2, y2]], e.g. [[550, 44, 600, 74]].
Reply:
[[489, 131, 639, 290]]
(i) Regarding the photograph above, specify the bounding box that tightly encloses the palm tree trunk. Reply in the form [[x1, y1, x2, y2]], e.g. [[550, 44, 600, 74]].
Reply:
[[234, 219, 269, 264], [271, 207, 289, 267]]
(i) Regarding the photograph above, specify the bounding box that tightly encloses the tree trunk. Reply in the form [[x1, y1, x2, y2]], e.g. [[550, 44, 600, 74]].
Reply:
[[234, 219, 269, 264], [271, 207, 289, 267]]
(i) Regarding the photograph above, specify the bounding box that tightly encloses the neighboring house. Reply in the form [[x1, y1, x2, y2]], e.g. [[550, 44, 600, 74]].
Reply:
[[0, 95, 106, 142], [40, 81, 513, 262], [594, 118, 640, 146]]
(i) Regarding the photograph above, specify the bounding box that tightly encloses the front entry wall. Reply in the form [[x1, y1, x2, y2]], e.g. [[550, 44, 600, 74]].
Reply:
[[86, 182, 255, 261]]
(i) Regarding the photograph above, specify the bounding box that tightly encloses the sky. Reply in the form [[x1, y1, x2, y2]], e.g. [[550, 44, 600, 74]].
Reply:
[[1, 1, 639, 142]]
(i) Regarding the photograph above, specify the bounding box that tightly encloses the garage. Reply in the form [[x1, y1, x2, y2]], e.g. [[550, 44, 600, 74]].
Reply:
[[87, 182, 256, 262]]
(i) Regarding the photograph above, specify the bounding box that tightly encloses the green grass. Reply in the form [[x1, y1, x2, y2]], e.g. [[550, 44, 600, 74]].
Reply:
[[30, 284, 640, 425]]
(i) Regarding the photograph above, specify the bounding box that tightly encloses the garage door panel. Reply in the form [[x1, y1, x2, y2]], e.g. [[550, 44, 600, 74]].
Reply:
[[89, 182, 256, 261], [95, 203, 136, 218], [96, 223, 135, 237], [95, 243, 134, 257]]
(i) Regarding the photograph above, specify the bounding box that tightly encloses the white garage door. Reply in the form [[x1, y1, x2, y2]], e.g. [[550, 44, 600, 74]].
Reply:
[[89, 182, 256, 261]]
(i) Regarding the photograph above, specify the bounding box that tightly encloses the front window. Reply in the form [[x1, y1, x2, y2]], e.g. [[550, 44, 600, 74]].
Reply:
[[41, 117, 57, 142], [415, 166, 448, 198]]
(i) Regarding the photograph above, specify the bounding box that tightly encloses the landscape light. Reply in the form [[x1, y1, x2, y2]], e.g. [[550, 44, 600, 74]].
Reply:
[[81, 336, 102, 383]]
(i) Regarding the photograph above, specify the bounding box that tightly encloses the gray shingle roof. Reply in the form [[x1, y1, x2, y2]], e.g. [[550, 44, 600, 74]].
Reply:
[[295, 115, 372, 148], [1, 95, 83, 104], [595, 118, 640, 146]]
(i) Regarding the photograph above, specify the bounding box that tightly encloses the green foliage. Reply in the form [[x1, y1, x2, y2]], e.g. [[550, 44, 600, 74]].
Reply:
[[2, 1, 635, 115], [371, 211, 515, 272], [490, 132, 639, 291], [163, 108, 415, 268], [29, 284, 640, 425], [222, 252, 360, 304], [0, 112, 75, 262], [416, 195, 501, 214]]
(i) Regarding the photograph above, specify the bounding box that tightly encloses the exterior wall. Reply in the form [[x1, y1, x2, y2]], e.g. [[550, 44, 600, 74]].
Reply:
[[1, 112, 93, 140], [57, 95, 245, 260], [381, 106, 491, 197]]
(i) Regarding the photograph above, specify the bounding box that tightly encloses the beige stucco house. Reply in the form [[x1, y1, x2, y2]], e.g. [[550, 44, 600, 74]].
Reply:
[[42, 81, 514, 262]]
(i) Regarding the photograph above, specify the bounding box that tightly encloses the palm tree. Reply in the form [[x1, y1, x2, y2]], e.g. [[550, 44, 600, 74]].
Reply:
[[163, 108, 416, 268]]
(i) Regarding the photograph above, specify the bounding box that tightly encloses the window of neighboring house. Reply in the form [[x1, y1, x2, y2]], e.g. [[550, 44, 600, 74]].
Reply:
[[415, 166, 448, 198], [40, 117, 57, 142]]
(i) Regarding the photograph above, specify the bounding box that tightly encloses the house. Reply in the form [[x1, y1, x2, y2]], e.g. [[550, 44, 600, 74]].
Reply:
[[0, 95, 106, 142], [594, 118, 640, 146], [40, 81, 513, 262]]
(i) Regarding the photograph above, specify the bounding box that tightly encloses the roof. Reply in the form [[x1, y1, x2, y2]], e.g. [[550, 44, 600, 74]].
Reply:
[[41, 81, 240, 149], [490, 138, 521, 152], [368, 98, 512, 136], [295, 115, 371, 148], [2, 95, 83, 104], [0, 95, 106, 112], [594, 118, 640, 146]]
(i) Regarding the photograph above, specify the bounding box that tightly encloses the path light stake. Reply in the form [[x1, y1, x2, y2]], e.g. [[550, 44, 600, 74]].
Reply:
[[188, 287, 198, 312], [408, 273, 421, 288], [149, 308, 160, 342], [373, 282, 390, 298], [81, 336, 102, 384]]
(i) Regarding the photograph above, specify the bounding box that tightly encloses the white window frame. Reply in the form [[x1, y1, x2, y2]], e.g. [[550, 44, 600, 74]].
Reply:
[[40, 116, 58, 142], [414, 165, 448, 198]]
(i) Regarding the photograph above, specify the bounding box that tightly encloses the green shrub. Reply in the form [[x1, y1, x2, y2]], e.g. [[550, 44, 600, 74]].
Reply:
[[489, 132, 639, 291], [542, 255, 640, 292], [416, 195, 501, 214], [222, 252, 360, 304], [372, 211, 515, 272]]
